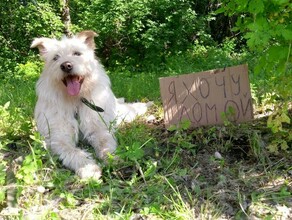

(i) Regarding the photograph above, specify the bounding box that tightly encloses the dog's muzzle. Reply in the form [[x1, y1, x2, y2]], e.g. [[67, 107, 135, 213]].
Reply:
[[61, 61, 84, 96]]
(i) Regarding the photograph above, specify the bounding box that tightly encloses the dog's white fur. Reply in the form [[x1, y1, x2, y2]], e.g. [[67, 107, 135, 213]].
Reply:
[[31, 31, 151, 179]]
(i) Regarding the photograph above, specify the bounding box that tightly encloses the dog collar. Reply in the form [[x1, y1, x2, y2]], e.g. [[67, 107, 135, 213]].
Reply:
[[81, 97, 104, 112]]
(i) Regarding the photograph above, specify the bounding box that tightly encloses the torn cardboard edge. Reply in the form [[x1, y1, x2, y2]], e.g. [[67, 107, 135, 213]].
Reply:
[[159, 64, 253, 128]]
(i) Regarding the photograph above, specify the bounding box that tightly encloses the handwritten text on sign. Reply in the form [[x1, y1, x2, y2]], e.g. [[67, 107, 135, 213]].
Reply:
[[159, 65, 253, 127]]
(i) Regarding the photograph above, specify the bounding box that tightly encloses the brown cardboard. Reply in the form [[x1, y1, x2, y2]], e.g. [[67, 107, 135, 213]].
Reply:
[[159, 64, 253, 128]]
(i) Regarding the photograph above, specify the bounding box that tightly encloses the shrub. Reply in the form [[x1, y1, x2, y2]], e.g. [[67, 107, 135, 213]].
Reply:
[[72, 0, 212, 68], [0, 1, 63, 76], [216, 0, 292, 154]]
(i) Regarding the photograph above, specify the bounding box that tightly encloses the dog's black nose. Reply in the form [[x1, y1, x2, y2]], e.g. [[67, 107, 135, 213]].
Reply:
[[61, 61, 73, 73]]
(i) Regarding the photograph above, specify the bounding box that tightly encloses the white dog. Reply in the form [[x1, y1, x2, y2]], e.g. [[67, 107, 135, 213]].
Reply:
[[31, 30, 151, 179]]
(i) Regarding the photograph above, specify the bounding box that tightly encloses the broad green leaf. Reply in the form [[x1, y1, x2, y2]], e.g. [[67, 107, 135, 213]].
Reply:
[[248, 0, 265, 14], [246, 32, 271, 50], [281, 29, 292, 40], [266, 46, 288, 61], [125, 142, 144, 161], [254, 55, 267, 75], [279, 112, 290, 124], [247, 17, 269, 31], [271, 0, 290, 5], [214, 7, 226, 15], [235, 0, 249, 11]]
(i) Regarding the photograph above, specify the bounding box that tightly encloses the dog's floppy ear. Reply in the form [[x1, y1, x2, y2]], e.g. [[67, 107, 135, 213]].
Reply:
[[31, 38, 53, 56], [76, 30, 98, 49]]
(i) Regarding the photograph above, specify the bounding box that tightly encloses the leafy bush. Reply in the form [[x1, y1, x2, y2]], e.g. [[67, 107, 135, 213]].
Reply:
[[72, 0, 212, 68], [217, 0, 292, 153], [0, 1, 63, 76], [267, 110, 291, 154], [14, 61, 42, 80], [216, 0, 292, 94]]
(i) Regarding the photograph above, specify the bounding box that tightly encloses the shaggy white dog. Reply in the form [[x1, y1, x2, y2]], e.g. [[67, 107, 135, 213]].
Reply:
[[31, 30, 151, 179]]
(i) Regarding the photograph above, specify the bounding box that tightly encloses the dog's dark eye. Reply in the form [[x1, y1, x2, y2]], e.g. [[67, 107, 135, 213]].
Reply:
[[53, 54, 60, 61], [73, 51, 82, 56]]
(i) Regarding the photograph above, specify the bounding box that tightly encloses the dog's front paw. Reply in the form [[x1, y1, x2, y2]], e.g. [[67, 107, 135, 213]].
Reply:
[[96, 135, 117, 161], [76, 164, 102, 180]]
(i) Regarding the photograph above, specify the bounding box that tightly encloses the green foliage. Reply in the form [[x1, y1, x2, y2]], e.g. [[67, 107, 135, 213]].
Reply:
[[217, 0, 292, 154], [0, 1, 63, 75], [117, 142, 145, 162], [267, 107, 291, 154], [72, 0, 211, 68], [14, 61, 42, 80], [0, 61, 39, 124], [220, 106, 237, 126], [16, 153, 42, 185], [15, 133, 47, 185], [0, 102, 33, 143], [167, 120, 197, 153], [217, 0, 292, 94]]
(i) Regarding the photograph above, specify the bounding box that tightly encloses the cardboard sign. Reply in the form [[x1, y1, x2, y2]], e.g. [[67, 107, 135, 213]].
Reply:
[[159, 64, 253, 128]]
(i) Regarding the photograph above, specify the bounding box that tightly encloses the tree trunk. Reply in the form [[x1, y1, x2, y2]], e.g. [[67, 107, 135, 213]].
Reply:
[[61, 0, 72, 37]]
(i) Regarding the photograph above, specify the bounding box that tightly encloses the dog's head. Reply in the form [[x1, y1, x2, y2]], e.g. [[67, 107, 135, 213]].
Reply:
[[31, 31, 98, 96]]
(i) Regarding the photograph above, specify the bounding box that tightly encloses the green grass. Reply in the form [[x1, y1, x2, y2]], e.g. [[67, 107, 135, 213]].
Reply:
[[0, 46, 291, 219]]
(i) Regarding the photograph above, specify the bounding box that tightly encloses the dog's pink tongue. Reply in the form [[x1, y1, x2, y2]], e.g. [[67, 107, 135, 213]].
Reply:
[[66, 77, 81, 96]]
